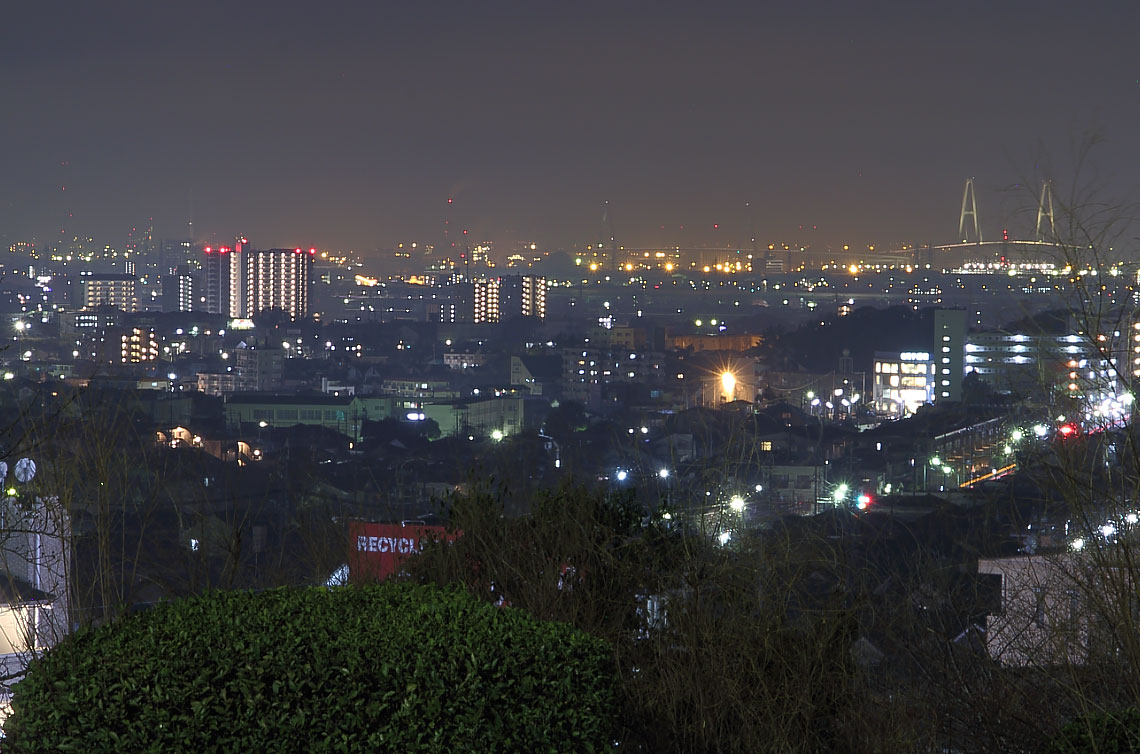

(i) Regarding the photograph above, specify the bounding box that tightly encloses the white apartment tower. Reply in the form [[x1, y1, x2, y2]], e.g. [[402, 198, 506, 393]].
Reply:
[[203, 240, 311, 319], [245, 248, 312, 319], [473, 277, 501, 324]]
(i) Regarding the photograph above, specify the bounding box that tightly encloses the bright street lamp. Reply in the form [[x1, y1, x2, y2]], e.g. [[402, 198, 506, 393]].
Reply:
[[720, 371, 737, 402], [729, 495, 745, 512]]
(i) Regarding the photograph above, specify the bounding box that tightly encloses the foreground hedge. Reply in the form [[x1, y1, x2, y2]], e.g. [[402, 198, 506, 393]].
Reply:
[[4, 583, 617, 753], [1049, 708, 1140, 754]]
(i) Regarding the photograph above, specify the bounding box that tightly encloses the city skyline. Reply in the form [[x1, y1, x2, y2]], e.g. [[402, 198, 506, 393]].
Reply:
[[3, 2, 1138, 257]]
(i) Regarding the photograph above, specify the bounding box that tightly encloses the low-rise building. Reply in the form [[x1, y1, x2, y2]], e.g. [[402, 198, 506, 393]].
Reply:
[[872, 351, 934, 417], [224, 394, 397, 441], [977, 551, 1138, 669]]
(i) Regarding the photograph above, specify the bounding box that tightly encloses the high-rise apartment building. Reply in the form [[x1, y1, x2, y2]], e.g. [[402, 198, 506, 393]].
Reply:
[[933, 309, 967, 401], [203, 245, 241, 316], [81, 273, 138, 312], [497, 275, 547, 320], [202, 240, 310, 319], [520, 275, 546, 319], [161, 265, 194, 313], [473, 277, 501, 324], [245, 248, 312, 318], [435, 282, 472, 323]]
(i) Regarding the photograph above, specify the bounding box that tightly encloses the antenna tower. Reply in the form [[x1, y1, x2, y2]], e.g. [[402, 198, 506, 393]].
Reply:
[[1035, 180, 1056, 242], [602, 200, 619, 271], [746, 201, 757, 260], [958, 178, 982, 243]]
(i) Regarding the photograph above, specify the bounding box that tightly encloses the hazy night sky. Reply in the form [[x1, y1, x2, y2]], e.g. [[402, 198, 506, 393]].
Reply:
[[2, 1, 1138, 258]]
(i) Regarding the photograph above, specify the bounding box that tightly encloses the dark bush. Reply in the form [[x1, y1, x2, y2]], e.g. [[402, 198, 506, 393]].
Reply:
[[1049, 708, 1140, 754], [3, 583, 617, 753]]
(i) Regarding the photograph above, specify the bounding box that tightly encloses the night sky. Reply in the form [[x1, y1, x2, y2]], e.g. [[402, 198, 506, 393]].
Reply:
[[3, 1, 1138, 257]]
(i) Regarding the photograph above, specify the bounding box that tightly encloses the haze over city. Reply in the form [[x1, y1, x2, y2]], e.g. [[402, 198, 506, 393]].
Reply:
[[8, 3, 1140, 751], [4, 1, 1139, 257]]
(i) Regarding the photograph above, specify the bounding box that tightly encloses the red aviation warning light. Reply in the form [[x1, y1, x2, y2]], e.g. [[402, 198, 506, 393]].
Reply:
[[308, 248, 317, 255], [1003, 228, 1009, 241], [204, 246, 213, 254]]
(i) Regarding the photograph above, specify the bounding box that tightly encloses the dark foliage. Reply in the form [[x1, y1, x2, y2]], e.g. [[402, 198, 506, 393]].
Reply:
[[767, 305, 934, 374], [1049, 708, 1140, 754], [3, 583, 617, 753], [408, 482, 894, 752]]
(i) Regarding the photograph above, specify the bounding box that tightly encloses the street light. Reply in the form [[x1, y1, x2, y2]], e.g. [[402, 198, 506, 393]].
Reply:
[[721, 371, 736, 402], [730, 495, 745, 512], [658, 468, 669, 479]]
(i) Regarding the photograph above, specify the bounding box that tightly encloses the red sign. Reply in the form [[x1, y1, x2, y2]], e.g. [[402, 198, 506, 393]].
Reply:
[[348, 522, 453, 581]]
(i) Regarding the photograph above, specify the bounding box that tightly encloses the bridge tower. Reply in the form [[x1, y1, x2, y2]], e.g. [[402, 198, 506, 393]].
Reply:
[[1035, 180, 1056, 242], [958, 178, 982, 243]]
